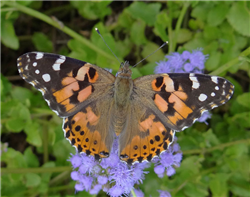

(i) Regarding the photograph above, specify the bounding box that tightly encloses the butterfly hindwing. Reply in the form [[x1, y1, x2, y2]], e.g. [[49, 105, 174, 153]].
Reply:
[[63, 98, 115, 159], [118, 100, 175, 164], [17, 52, 115, 117], [134, 73, 234, 131]]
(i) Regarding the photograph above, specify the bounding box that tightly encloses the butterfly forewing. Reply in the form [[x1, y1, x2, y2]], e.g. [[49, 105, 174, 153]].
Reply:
[[134, 73, 234, 131], [17, 52, 114, 117]]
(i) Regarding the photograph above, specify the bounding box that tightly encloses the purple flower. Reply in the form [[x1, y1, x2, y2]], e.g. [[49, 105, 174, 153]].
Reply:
[[197, 111, 212, 124], [69, 134, 182, 196], [155, 49, 211, 123], [69, 136, 149, 196], [155, 49, 208, 74], [153, 138, 182, 178], [158, 190, 172, 197]]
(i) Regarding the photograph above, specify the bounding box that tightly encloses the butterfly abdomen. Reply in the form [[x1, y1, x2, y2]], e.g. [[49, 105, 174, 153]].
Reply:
[[113, 63, 134, 135]]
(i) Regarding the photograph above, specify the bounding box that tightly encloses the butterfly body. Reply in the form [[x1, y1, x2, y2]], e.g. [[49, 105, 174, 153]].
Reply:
[[17, 52, 234, 165]]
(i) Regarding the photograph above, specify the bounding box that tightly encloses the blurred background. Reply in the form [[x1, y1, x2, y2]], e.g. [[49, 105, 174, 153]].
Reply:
[[1, 1, 250, 197]]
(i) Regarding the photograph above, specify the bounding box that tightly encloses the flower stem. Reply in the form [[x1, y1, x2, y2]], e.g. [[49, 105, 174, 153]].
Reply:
[[131, 189, 137, 197], [209, 46, 250, 76], [171, 2, 189, 52]]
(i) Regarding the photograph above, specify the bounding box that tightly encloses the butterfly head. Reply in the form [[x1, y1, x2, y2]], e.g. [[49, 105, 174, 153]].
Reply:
[[116, 61, 132, 78]]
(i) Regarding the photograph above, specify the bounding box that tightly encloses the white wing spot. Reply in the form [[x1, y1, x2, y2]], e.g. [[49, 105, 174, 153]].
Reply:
[[52, 63, 60, 71], [33, 62, 37, 67], [36, 52, 44, 59], [215, 86, 219, 90], [59, 55, 66, 62], [52, 56, 66, 71], [211, 92, 215, 97], [189, 75, 200, 89], [35, 69, 40, 74], [42, 74, 51, 82], [198, 93, 207, 102], [211, 76, 218, 84], [25, 65, 28, 70]]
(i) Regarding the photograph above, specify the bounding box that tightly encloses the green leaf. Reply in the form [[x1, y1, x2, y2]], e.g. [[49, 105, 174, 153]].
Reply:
[[118, 10, 134, 29], [207, 3, 229, 26], [227, 2, 250, 37], [1, 74, 12, 99], [70, 1, 112, 20], [6, 118, 26, 132], [205, 51, 222, 71], [25, 173, 41, 187], [231, 112, 250, 128], [188, 18, 205, 30], [229, 174, 250, 196], [225, 143, 248, 158], [32, 32, 53, 52], [202, 129, 220, 147], [184, 182, 208, 197], [203, 26, 220, 41], [2, 148, 27, 168], [191, 3, 213, 21], [1, 19, 19, 50], [11, 86, 33, 104], [236, 93, 250, 108], [24, 147, 39, 168], [141, 42, 165, 63], [53, 140, 74, 165], [130, 20, 147, 46], [184, 37, 207, 50], [127, 2, 161, 26], [153, 11, 170, 41], [24, 122, 42, 147], [139, 62, 157, 76], [177, 28, 193, 43], [209, 173, 230, 197]]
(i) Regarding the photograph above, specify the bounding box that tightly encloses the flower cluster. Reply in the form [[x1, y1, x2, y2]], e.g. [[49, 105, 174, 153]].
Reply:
[[70, 136, 182, 196], [155, 49, 211, 123], [155, 49, 208, 74], [70, 137, 149, 196], [153, 139, 182, 178]]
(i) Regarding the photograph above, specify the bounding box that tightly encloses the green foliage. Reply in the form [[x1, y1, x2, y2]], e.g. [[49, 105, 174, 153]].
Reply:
[[1, 1, 250, 197]]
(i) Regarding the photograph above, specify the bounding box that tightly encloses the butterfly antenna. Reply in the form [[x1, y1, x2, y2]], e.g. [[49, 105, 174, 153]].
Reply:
[[132, 41, 168, 68], [95, 28, 122, 64]]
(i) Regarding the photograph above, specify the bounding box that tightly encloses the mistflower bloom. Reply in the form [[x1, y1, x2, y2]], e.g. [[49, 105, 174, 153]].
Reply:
[[69, 136, 151, 196], [155, 49, 211, 123], [69, 135, 181, 196], [158, 190, 172, 197], [153, 139, 182, 178]]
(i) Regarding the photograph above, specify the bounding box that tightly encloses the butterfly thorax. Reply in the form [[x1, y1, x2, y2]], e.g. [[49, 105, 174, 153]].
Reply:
[[114, 62, 133, 135]]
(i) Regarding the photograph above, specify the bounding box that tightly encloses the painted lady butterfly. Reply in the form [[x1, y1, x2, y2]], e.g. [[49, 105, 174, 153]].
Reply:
[[17, 52, 234, 165]]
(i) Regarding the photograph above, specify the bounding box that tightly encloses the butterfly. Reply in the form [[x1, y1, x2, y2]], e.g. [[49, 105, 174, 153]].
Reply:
[[17, 52, 234, 165]]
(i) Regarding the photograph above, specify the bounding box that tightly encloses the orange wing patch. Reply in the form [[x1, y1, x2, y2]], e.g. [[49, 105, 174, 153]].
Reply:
[[52, 65, 99, 113], [152, 75, 193, 126], [63, 106, 109, 160], [120, 114, 174, 164]]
